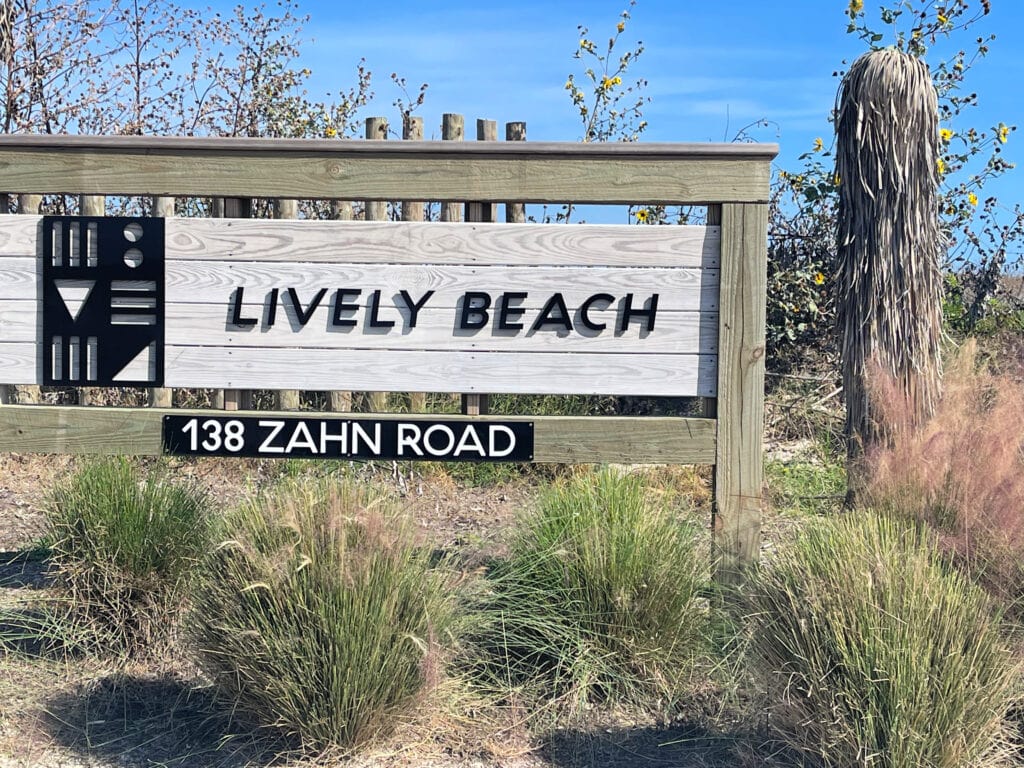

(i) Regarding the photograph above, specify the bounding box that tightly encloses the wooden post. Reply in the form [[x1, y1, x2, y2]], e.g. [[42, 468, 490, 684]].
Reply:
[[713, 202, 768, 582], [328, 198, 353, 412], [505, 122, 527, 224], [402, 116, 427, 414], [364, 117, 389, 413], [216, 196, 253, 411], [274, 198, 301, 411], [441, 114, 464, 223], [148, 196, 175, 407], [0, 194, 10, 405], [461, 118, 497, 417]]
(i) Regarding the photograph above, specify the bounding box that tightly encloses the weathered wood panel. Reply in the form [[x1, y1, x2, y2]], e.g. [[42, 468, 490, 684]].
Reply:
[[162, 348, 715, 395], [0, 216, 722, 267], [0, 404, 717, 464], [713, 202, 768, 581], [0, 135, 776, 203]]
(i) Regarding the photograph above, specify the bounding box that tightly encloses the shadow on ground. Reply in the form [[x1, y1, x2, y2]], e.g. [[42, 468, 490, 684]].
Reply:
[[543, 721, 746, 768], [42, 673, 286, 768]]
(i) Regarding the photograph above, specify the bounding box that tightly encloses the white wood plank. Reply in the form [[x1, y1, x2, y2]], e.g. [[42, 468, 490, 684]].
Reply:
[[0, 257, 36, 296], [0, 218, 39, 257], [0, 343, 35, 383], [0, 301, 718, 354], [161, 262, 719, 311], [162, 347, 716, 396], [164, 219, 721, 268]]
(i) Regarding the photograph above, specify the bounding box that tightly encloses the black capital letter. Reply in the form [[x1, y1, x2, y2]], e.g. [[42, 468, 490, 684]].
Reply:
[[230, 287, 258, 327], [459, 292, 492, 330], [498, 292, 528, 331], [530, 293, 573, 332], [331, 289, 362, 327], [580, 293, 614, 331], [618, 293, 659, 332], [287, 287, 327, 326], [398, 290, 434, 329], [368, 289, 395, 328]]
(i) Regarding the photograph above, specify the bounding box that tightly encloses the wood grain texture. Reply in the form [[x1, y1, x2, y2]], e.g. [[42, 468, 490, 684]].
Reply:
[[159, 347, 716, 396], [713, 203, 768, 579], [0, 216, 721, 267], [0, 405, 716, 464], [0, 136, 776, 203]]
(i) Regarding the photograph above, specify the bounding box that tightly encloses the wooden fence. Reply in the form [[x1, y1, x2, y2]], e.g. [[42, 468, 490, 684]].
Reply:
[[0, 119, 776, 577]]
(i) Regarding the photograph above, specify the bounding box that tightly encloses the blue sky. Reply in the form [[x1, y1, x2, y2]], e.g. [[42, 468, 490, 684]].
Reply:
[[239, 0, 1024, 211]]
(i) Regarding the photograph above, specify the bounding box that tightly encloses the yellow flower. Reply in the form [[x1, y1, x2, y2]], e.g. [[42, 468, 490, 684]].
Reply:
[[937, 157, 946, 175], [999, 124, 1010, 143], [849, 0, 863, 14], [814, 272, 825, 285], [940, 128, 954, 142], [813, 137, 824, 152], [612, 76, 622, 85], [634, 208, 649, 223], [968, 191, 978, 206], [324, 126, 337, 138], [617, 21, 625, 33], [601, 76, 616, 90], [937, 13, 948, 24]]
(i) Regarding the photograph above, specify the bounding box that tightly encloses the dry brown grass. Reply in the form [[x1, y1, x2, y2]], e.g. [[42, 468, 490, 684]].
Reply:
[[863, 339, 1024, 618]]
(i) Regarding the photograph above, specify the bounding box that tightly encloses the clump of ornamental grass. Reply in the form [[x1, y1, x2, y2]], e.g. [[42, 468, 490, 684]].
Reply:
[[863, 339, 1024, 619], [189, 479, 462, 755], [472, 468, 709, 716], [745, 511, 1019, 768], [45, 457, 211, 654]]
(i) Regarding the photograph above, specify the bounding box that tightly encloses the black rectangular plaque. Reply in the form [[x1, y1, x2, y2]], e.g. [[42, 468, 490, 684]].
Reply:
[[42, 216, 165, 386], [162, 415, 535, 462]]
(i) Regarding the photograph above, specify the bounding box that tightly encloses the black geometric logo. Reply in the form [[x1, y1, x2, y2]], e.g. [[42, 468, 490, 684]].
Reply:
[[42, 216, 165, 387]]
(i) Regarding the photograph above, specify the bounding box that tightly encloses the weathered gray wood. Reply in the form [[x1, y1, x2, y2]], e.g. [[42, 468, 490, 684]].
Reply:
[[0, 216, 722, 267], [462, 119, 499, 417], [217, 197, 252, 411], [149, 196, 176, 408], [13, 200, 42, 404], [401, 116, 427, 413], [401, 116, 425, 224], [0, 404, 717, 464], [0, 302, 719, 353], [363, 117, 389, 412], [328, 192, 353, 410], [363, 117, 388, 222], [505, 122, 527, 223], [273, 197, 301, 411], [441, 114, 464, 221], [713, 202, 768, 581]]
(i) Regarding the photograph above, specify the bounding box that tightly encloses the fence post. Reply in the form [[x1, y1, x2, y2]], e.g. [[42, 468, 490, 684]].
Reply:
[[214, 197, 253, 411], [441, 114, 464, 223], [713, 202, 768, 582], [328, 197, 353, 413], [505, 122, 527, 224], [461, 118, 497, 417], [363, 116, 390, 413], [16, 195, 42, 404], [274, 198, 301, 411], [402, 115, 427, 414]]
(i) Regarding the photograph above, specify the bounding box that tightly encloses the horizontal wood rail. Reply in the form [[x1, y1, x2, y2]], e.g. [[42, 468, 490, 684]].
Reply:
[[0, 135, 778, 204], [0, 406, 717, 465]]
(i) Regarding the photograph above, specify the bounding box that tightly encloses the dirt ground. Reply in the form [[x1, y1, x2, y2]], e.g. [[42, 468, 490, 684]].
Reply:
[[0, 453, 748, 768]]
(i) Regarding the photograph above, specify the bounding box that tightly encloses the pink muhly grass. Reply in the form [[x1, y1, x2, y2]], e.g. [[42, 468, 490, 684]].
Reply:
[[862, 339, 1024, 615]]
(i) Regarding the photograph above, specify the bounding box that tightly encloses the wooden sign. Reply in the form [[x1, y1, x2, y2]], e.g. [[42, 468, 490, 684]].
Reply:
[[0, 216, 721, 397]]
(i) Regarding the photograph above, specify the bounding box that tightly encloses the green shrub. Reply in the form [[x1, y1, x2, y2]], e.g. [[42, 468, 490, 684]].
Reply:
[[474, 468, 708, 713], [189, 479, 460, 753], [745, 512, 1019, 768], [45, 457, 211, 653]]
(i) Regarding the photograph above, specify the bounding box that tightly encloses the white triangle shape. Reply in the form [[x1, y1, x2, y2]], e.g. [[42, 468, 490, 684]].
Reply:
[[54, 279, 96, 321], [112, 343, 155, 382]]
